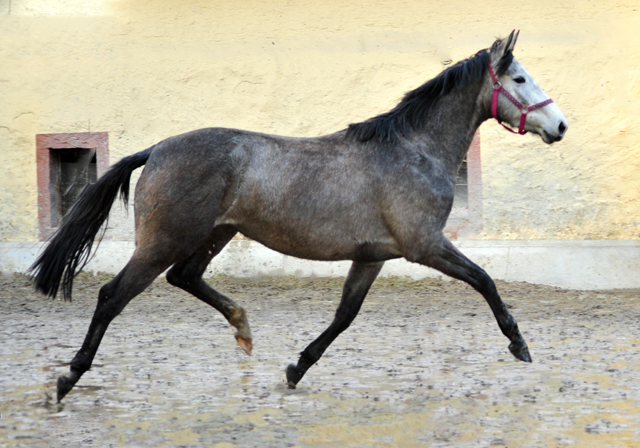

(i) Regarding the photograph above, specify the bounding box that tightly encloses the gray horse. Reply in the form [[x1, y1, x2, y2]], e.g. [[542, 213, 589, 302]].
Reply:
[[31, 31, 567, 402]]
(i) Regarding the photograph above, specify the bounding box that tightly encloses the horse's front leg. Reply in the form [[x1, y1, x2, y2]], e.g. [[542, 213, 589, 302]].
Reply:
[[414, 237, 531, 362], [286, 261, 384, 388]]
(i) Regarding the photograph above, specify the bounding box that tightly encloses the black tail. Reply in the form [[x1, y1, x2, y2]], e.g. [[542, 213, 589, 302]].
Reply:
[[30, 148, 153, 301]]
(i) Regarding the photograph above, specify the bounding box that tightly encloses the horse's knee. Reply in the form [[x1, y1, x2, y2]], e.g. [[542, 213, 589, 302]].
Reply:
[[469, 267, 498, 295]]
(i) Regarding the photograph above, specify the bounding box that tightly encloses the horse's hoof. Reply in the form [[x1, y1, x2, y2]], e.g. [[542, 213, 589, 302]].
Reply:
[[508, 341, 532, 363], [56, 374, 76, 403], [286, 363, 302, 389], [235, 335, 252, 356]]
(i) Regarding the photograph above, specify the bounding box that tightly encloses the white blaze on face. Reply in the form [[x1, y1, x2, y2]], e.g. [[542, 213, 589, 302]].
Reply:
[[500, 59, 568, 144]]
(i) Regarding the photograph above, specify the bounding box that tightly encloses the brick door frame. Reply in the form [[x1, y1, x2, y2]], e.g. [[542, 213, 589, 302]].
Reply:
[[36, 132, 109, 241]]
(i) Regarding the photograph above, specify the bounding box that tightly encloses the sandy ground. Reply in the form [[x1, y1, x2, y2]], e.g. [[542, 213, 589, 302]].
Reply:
[[1, 273, 639, 447]]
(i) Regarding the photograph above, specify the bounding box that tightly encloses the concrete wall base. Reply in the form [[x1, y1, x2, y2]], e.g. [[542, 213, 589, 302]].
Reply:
[[2, 240, 639, 290]]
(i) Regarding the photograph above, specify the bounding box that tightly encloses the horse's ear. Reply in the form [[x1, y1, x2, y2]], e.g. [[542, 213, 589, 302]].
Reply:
[[508, 30, 520, 52], [492, 30, 518, 59]]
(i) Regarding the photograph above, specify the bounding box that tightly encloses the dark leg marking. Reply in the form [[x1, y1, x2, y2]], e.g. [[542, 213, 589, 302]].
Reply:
[[57, 259, 167, 402], [420, 238, 531, 363], [286, 261, 384, 388]]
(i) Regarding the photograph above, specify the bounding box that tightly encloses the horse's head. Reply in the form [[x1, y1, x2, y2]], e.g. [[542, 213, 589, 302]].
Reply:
[[488, 31, 568, 144]]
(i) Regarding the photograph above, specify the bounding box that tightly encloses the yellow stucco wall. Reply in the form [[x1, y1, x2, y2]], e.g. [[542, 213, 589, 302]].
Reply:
[[1, 0, 639, 241]]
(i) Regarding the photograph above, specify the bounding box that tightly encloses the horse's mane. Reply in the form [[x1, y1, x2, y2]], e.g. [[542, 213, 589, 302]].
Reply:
[[346, 41, 513, 143]]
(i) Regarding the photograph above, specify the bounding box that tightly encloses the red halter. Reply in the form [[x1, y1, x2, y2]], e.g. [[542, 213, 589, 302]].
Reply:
[[488, 63, 554, 135]]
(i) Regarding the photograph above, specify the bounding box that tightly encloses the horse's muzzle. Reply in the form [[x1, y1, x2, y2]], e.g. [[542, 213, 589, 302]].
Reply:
[[543, 120, 568, 144]]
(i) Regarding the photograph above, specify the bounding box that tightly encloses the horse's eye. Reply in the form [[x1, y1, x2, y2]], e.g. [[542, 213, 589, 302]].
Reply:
[[514, 76, 526, 84]]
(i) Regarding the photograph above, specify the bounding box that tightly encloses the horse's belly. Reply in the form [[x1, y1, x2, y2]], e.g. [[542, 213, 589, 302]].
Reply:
[[256, 235, 402, 263], [224, 218, 401, 262]]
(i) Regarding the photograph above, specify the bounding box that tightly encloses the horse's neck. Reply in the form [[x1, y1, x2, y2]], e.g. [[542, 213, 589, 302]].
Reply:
[[411, 84, 486, 170]]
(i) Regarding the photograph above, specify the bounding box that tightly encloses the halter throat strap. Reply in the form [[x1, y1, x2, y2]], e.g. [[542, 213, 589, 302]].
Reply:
[[488, 63, 554, 135]]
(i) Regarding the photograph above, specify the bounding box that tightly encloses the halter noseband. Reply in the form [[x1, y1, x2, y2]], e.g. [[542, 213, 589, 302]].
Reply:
[[488, 63, 554, 135]]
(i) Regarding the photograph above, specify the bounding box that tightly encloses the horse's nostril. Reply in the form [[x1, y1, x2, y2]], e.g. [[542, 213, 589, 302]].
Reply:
[[558, 121, 567, 135]]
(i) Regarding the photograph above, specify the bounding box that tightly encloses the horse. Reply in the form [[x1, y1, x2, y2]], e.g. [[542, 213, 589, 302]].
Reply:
[[31, 31, 567, 402]]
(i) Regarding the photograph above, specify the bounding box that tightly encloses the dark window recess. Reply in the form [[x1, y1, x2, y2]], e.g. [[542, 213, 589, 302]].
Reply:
[[49, 148, 97, 226], [450, 158, 468, 220]]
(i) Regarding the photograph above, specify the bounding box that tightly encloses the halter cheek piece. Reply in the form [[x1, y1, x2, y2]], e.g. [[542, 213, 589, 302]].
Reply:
[[488, 63, 554, 135]]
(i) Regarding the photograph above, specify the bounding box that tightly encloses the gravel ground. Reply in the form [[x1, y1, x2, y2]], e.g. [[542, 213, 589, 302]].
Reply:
[[1, 273, 639, 447]]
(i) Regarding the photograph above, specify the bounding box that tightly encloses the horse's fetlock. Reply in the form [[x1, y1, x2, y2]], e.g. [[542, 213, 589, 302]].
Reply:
[[70, 358, 92, 375], [298, 348, 317, 369], [229, 307, 248, 327]]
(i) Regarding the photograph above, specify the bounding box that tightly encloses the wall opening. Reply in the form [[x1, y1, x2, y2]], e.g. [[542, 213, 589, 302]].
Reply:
[[450, 157, 468, 219], [445, 131, 483, 239], [49, 148, 98, 227], [36, 132, 109, 240]]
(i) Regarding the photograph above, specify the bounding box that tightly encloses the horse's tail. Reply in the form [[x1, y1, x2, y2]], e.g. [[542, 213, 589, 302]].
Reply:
[[30, 147, 153, 301]]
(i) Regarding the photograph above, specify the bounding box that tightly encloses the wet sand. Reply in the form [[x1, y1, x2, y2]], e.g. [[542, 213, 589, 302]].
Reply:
[[1, 274, 639, 447]]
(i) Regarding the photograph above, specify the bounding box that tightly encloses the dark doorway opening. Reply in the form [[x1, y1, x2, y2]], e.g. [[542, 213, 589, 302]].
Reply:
[[49, 148, 98, 226]]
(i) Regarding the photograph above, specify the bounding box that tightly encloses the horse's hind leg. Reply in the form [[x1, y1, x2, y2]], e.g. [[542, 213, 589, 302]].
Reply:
[[286, 261, 384, 388], [57, 255, 169, 402], [417, 237, 531, 363], [166, 225, 252, 355]]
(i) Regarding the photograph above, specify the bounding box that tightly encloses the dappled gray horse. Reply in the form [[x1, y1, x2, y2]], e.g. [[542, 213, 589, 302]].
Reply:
[[31, 31, 567, 402]]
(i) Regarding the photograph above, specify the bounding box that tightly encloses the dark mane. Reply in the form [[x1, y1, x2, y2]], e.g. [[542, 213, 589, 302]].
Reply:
[[346, 43, 513, 143]]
